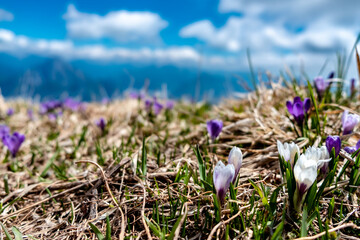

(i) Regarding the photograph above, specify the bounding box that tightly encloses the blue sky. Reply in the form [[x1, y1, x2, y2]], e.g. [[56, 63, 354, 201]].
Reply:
[[0, 0, 359, 74]]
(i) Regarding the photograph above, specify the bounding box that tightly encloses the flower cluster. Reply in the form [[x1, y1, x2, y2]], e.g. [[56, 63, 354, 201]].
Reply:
[[277, 136, 341, 212], [144, 97, 174, 115], [213, 147, 242, 203], [0, 125, 25, 157]]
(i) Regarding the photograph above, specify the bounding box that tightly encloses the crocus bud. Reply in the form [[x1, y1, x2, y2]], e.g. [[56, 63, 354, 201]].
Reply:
[[228, 146, 242, 183], [277, 140, 300, 166], [342, 111, 360, 135], [286, 97, 311, 126], [325, 135, 341, 157], [0, 125, 10, 139], [96, 118, 106, 132], [213, 161, 235, 204], [2, 132, 25, 157], [293, 153, 318, 211], [314, 76, 329, 98], [206, 119, 223, 140]]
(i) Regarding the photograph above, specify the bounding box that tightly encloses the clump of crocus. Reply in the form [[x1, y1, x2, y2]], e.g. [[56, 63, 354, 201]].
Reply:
[[326, 135, 341, 157], [95, 118, 106, 132], [206, 119, 223, 141], [213, 161, 235, 204], [286, 97, 311, 126], [6, 108, 14, 116], [2, 132, 25, 157], [277, 140, 300, 166], [0, 125, 10, 139], [342, 111, 360, 135], [39, 100, 62, 114], [314, 76, 330, 99], [228, 146, 242, 184]]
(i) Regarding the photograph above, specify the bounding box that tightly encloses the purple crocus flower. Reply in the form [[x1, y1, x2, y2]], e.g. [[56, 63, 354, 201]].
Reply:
[[325, 135, 341, 157], [6, 108, 14, 116], [207, 119, 223, 140], [342, 110, 360, 135], [0, 125, 10, 139], [165, 100, 174, 110], [153, 101, 164, 115], [286, 97, 311, 125], [344, 140, 360, 156], [2, 132, 25, 157], [95, 118, 106, 132], [314, 76, 330, 98], [213, 161, 235, 204]]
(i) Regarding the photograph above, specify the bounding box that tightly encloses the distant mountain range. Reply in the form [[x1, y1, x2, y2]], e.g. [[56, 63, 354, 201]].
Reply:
[[0, 53, 248, 101]]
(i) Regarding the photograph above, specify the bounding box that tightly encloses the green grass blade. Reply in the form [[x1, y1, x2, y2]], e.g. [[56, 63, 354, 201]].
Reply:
[[105, 215, 111, 240], [11, 226, 23, 240], [40, 149, 60, 178], [0, 223, 13, 240], [88, 222, 105, 240]]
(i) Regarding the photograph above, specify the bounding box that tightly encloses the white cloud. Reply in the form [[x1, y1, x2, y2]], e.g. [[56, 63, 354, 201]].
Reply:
[[0, 9, 14, 21], [0, 29, 203, 67], [178, 0, 359, 75], [63, 4, 168, 43], [180, 18, 242, 52]]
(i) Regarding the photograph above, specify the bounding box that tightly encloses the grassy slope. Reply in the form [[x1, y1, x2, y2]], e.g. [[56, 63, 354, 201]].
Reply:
[[0, 81, 359, 239]]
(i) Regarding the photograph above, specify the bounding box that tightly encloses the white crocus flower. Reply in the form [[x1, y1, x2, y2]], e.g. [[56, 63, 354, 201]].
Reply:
[[228, 146, 242, 183], [213, 161, 235, 204], [277, 140, 300, 165], [293, 153, 318, 211], [304, 146, 331, 171]]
